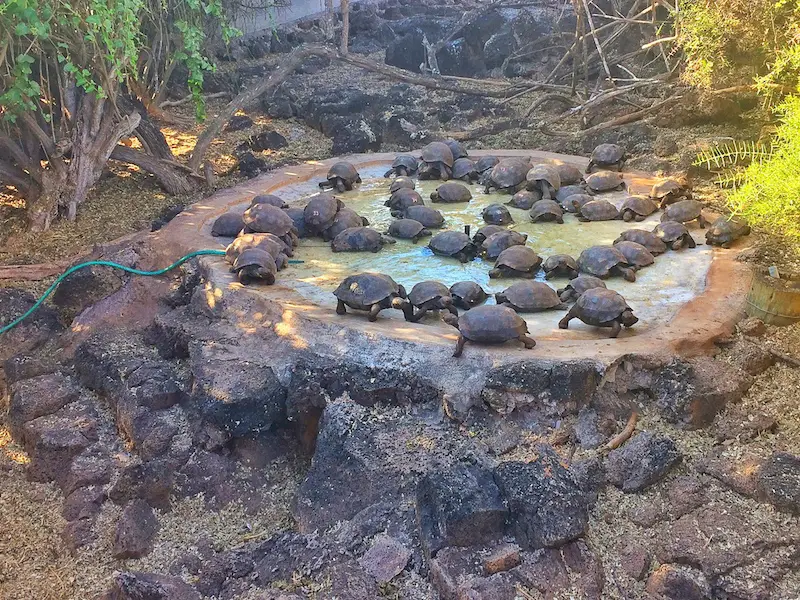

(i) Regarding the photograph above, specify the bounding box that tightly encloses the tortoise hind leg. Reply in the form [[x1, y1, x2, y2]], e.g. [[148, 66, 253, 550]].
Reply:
[[558, 306, 578, 329], [453, 335, 467, 357], [336, 300, 347, 315], [368, 303, 382, 321], [410, 306, 429, 323], [519, 334, 536, 349], [609, 320, 622, 338]]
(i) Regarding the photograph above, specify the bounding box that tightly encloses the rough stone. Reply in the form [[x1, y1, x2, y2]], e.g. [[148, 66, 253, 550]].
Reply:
[[756, 452, 800, 514], [3, 352, 59, 387], [511, 549, 569, 595], [63, 450, 113, 495], [100, 571, 201, 600], [237, 151, 268, 178], [190, 344, 286, 436], [493, 448, 589, 549], [113, 499, 159, 559], [224, 115, 253, 132], [574, 407, 615, 449], [483, 544, 521, 575], [738, 317, 766, 337], [646, 564, 712, 600], [561, 540, 604, 599], [570, 456, 606, 506], [726, 341, 775, 376], [126, 361, 190, 410], [620, 544, 651, 581], [108, 460, 174, 509], [716, 409, 778, 442], [358, 534, 411, 584], [385, 31, 426, 73], [626, 502, 665, 527], [62, 486, 106, 521], [0, 289, 61, 363], [696, 451, 763, 498], [436, 38, 486, 77], [174, 450, 233, 500], [605, 432, 681, 492], [483, 29, 514, 69], [247, 129, 288, 151], [331, 118, 381, 155], [8, 373, 80, 438], [74, 331, 159, 398], [417, 464, 507, 557], [482, 360, 598, 417], [63, 517, 97, 550], [429, 547, 483, 600], [665, 476, 708, 518], [653, 134, 679, 157], [322, 561, 379, 600], [650, 357, 753, 428], [457, 573, 516, 600]]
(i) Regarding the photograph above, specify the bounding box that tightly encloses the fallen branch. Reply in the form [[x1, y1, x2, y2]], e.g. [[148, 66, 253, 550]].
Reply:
[[576, 96, 679, 137], [605, 412, 638, 450], [159, 91, 229, 109], [445, 95, 575, 140], [0, 262, 70, 281], [770, 348, 800, 368]]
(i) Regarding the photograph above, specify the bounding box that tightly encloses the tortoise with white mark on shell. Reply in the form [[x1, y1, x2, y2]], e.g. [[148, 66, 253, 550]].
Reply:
[[319, 161, 361, 193], [585, 170, 626, 194], [473, 225, 507, 245], [283, 207, 308, 238], [390, 176, 416, 194], [557, 275, 607, 303], [620, 195, 658, 222], [449, 281, 488, 310], [303, 193, 343, 236], [443, 305, 536, 357], [563, 193, 594, 214], [651, 177, 691, 208], [662, 199, 707, 228], [578, 246, 636, 282], [431, 182, 472, 203], [556, 163, 584, 185], [233, 248, 277, 285], [705, 216, 751, 248], [484, 158, 530, 194], [226, 234, 289, 270], [384, 154, 419, 178], [452, 158, 477, 182], [614, 229, 667, 255], [403, 205, 445, 229], [331, 227, 395, 253], [542, 254, 578, 280], [558, 288, 638, 337], [614, 241, 655, 270], [322, 208, 369, 241], [506, 190, 542, 210], [483, 203, 514, 225], [653, 221, 697, 250], [419, 142, 455, 180], [250, 194, 287, 208], [429, 231, 480, 263], [212, 212, 244, 237], [334, 273, 413, 321], [526, 164, 561, 200], [586, 144, 626, 173], [489, 246, 542, 279], [529, 200, 564, 224], [243, 203, 298, 247], [482, 230, 527, 260], [386, 188, 425, 216], [407, 281, 458, 322], [576, 199, 621, 222], [496, 281, 567, 313], [387, 219, 431, 243]]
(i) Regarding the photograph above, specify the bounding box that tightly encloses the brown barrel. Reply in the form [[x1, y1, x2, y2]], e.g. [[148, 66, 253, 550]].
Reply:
[[745, 268, 800, 326]]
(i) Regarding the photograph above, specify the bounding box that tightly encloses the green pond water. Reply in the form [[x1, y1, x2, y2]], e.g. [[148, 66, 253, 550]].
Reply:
[[231, 165, 714, 333]]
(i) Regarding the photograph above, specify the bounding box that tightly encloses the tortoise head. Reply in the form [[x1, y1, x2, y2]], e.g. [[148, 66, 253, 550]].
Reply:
[[391, 297, 415, 321], [442, 312, 459, 329], [620, 309, 639, 327]]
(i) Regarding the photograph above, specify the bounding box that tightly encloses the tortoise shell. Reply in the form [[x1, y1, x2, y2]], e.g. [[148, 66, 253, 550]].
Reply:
[[614, 229, 667, 255], [556, 163, 584, 186], [403, 205, 444, 228], [409, 280, 452, 306], [506, 190, 541, 210], [387, 188, 425, 213], [654, 221, 697, 247], [243, 203, 296, 237], [620, 195, 657, 220], [526, 164, 561, 190], [233, 248, 277, 284], [557, 275, 607, 302], [388, 219, 429, 240], [487, 158, 529, 190], [563, 193, 594, 214], [529, 200, 564, 223], [483, 230, 527, 260], [211, 211, 244, 237], [283, 207, 307, 238], [577, 245, 630, 278], [573, 288, 632, 325], [226, 233, 288, 265], [473, 224, 507, 244], [250, 194, 287, 208], [579, 199, 620, 221], [443, 138, 469, 160], [331, 227, 386, 252], [556, 184, 587, 204], [431, 182, 472, 203], [705, 216, 751, 247], [458, 304, 529, 343], [585, 171, 625, 193], [303, 193, 342, 233], [390, 176, 416, 193], [421, 142, 455, 168], [661, 199, 703, 223], [497, 281, 562, 312], [324, 208, 368, 241], [542, 254, 578, 277], [590, 144, 625, 167], [452, 157, 476, 181], [495, 246, 542, 273], [429, 231, 476, 257], [391, 154, 419, 173], [614, 241, 655, 269], [474, 156, 500, 174], [327, 161, 360, 185], [483, 203, 514, 225], [449, 281, 488, 310], [334, 273, 404, 307], [651, 178, 689, 200]]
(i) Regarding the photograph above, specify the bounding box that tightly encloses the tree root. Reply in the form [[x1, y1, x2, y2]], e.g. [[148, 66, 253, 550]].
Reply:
[[605, 411, 638, 450]]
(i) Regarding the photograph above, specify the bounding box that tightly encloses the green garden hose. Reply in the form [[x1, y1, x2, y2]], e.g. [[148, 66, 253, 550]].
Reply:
[[0, 248, 303, 336]]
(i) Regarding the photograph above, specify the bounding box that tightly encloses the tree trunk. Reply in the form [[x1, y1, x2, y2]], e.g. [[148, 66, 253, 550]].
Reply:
[[324, 0, 335, 42], [110, 146, 201, 195], [340, 0, 350, 55]]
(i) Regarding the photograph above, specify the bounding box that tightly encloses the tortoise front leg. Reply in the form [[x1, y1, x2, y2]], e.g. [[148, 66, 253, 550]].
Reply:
[[336, 300, 347, 315], [368, 303, 382, 321], [410, 306, 429, 323], [519, 334, 536, 349], [609, 320, 622, 338], [541, 185, 552, 201], [585, 160, 595, 174], [558, 305, 578, 329], [671, 238, 684, 251], [698, 214, 707, 229], [446, 304, 458, 316], [453, 335, 467, 357]]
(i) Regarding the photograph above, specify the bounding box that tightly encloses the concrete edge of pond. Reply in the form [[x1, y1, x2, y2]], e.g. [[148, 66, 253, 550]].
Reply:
[[138, 150, 751, 364]]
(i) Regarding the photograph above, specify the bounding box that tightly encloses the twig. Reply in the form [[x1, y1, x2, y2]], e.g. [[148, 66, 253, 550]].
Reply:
[[159, 91, 229, 109], [605, 412, 638, 450], [641, 35, 677, 50], [770, 348, 800, 368], [577, 96, 679, 136], [581, 0, 614, 83]]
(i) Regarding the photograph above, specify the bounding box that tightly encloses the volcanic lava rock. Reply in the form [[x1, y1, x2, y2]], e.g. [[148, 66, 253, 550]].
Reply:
[[224, 115, 253, 132], [237, 151, 268, 177], [385, 31, 426, 72], [757, 452, 800, 514], [0, 289, 61, 362], [437, 38, 486, 77], [331, 118, 381, 155], [63, 485, 106, 522], [494, 447, 589, 549], [511, 549, 569, 595], [620, 544, 652, 581], [696, 451, 764, 498], [646, 564, 711, 600], [574, 407, 615, 449], [100, 571, 201, 600], [416, 464, 507, 557], [605, 432, 681, 492], [484, 28, 514, 69], [359, 535, 412, 584], [8, 373, 80, 439], [246, 129, 288, 151], [108, 460, 175, 509], [74, 331, 161, 398], [113, 499, 159, 559]]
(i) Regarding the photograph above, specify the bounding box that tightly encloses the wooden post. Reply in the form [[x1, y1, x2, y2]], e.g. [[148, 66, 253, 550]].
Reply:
[[340, 0, 350, 55]]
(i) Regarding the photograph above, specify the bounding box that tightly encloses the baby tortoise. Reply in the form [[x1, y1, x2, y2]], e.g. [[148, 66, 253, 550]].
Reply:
[[526, 164, 561, 200], [529, 200, 564, 224], [443, 305, 536, 357], [452, 157, 477, 182], [661, 199, 707, 228], [586, 143, 626, 173], [250, 194, 287, 209], [431, 182, 473, 203], [489, 246, 543, 279], [577, 246, 636, 282], [334, 273, 413, 321], [331, 227, 395, 253], [705, 216, 751, 248], [390, 176, 416, 193], [482, 230, 527, 260], [562, 193, 594, 214], [443, 138, 469, 161], [419, 142, 455, 180], [556, 184, 588, 205], [620, 195, 658, 222], [473, 224, 507, 245], [474, 156, 500, 181], [506, 190, 542, 210], [322, 208, 369, 241], [496, 281, 567, 313], [556, 163, 584, 186], [407, 281, 458, 322], [653, 221, 697, 250], [384, 154, 419, 178], [557, 275, 607, 303], [243, 203, 298, 248], [614, 229, 667, 255], [319, 161, 361, 193], [403, 205, 445, 228], [483, 203, 514, 225], [303, 193, 344, 235], [614, 241, 655, 270], [387, 219, 432, 243], [233, 248, 277, 285], [585, 170, 626, 194], [283, 207, 308, 238], [576, 199, 621, 222], [558, 288, 638, 337], [386, 188, 425, 216], [484, 158, 530, 194], [212, 211, 244, 237], [542, 254, 579, 280], [650, 177, 691, 208], [449, 281, 489, 310], [226, 234, 289, 270], [429, 231, 480, 263]]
